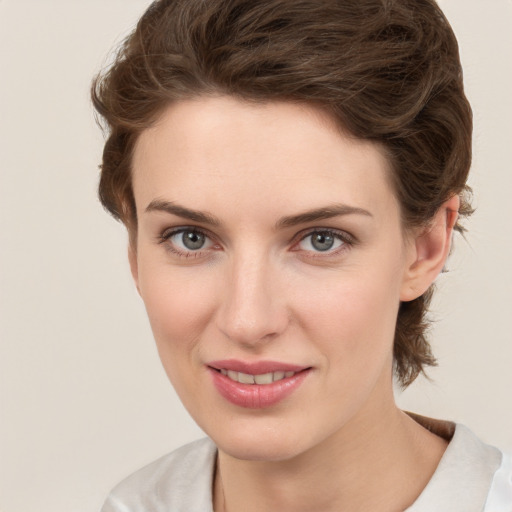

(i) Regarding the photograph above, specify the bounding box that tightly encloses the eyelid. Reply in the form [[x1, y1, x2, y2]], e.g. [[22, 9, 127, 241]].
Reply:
[[292, 227, 355, 245], [159, 224, 215, 241], [290, 227, 356, 255], [157, 225, 220, 258]]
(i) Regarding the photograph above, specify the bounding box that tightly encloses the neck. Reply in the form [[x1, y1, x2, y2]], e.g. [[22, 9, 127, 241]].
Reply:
[[214, 387, 447, 512]]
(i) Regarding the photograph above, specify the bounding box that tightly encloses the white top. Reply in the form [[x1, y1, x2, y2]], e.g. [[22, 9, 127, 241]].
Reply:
[[101, 419, 512, 512]]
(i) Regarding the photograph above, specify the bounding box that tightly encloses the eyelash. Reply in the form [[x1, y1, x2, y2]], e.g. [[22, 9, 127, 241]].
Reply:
[[158, 227, 218, 259], [157, 226, 355, 259], [292, 228, 354, 258]]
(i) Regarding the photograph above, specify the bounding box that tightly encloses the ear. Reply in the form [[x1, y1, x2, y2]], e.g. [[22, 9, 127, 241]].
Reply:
[[128, 243, 141, 295], [400, 195, 460, 302]]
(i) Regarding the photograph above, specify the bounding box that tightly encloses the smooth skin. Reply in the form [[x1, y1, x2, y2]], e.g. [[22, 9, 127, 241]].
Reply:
[[130, 96, 458, 512]]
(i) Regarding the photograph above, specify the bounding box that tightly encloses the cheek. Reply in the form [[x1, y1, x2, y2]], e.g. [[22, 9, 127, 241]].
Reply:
[[296, 265, 402, 370], [137, 262, 217, 366]]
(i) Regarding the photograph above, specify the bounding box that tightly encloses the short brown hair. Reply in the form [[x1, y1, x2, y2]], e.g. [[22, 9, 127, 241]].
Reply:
[[92, 0, 473, 387]]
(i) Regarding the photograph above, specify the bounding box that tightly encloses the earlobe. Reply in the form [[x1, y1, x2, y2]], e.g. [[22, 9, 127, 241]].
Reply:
[[128, 244, 141, 295], [400, 195, 460, 302]]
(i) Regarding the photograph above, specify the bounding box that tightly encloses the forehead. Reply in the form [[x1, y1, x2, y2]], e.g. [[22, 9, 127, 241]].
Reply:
[[132, 96, 398, 222]]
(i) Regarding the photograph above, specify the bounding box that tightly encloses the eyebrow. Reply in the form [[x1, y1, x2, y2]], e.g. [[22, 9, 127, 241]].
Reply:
[[145, 199, 372, 229], [275, 204, 373, 229], [145, 200, 221, 226]]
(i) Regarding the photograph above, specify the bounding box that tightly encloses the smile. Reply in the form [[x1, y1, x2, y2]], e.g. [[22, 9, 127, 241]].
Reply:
[[219, 369, 297, 385], [207, 360, 311, 409]]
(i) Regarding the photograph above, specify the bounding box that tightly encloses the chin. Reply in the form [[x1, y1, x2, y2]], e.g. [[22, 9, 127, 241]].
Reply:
[[219, 438, 303, 462], [207, 419, 315, 462]]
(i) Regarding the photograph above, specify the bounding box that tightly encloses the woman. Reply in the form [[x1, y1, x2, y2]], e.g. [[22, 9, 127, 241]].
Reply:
[[92, 0, 511, 510]]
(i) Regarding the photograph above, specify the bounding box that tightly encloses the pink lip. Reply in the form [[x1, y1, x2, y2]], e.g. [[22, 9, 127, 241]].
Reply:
[[207, 359, 311, 409], [208, 359, 307, 374]]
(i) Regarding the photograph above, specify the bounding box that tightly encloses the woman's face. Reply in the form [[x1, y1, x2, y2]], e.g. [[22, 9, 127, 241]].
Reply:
[[131, 96, 418, 461]]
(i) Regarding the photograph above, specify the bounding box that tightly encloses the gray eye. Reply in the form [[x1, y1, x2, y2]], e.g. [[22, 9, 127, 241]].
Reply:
[[311, 232, 335, 251], [181, 230, 206, 250], [298, 231, 344, 253], [166, 228, 215, 254]]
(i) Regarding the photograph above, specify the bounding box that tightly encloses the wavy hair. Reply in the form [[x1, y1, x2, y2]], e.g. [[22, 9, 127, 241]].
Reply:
[[92, 0, 473, 387]]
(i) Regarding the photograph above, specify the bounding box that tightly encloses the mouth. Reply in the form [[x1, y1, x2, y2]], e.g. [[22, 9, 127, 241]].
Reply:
[[214, 368, 299, 385], [207, 360, 312, 409]]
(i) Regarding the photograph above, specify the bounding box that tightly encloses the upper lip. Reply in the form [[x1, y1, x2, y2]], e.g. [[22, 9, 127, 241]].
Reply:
[[208, 359, 310, 375]]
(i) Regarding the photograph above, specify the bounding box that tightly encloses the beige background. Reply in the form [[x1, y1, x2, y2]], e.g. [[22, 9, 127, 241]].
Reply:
[[0, 1, 511, 511]]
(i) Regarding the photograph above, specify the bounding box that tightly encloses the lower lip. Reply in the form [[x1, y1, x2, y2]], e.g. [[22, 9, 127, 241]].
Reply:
[[208, 368, 310, 409]]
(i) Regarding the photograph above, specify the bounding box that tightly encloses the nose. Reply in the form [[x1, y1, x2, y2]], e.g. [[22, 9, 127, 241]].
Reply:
[[215, 253, 289, 348]]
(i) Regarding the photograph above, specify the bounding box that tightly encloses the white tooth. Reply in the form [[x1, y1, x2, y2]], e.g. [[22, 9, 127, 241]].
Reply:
[[284, 371, 295, 378], [220, 369, 228, 376], [227, 370, 238, 381], [272, 371, 285, 382], [238, 372, 255, 384], [254, 372, 273, 385]]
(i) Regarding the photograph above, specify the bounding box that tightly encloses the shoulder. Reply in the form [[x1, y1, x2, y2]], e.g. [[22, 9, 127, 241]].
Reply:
[[408, 421, 512, 512], [484, 449, 512, 512], [100, 437, 217, 512], [446, 424, 512, 512]]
